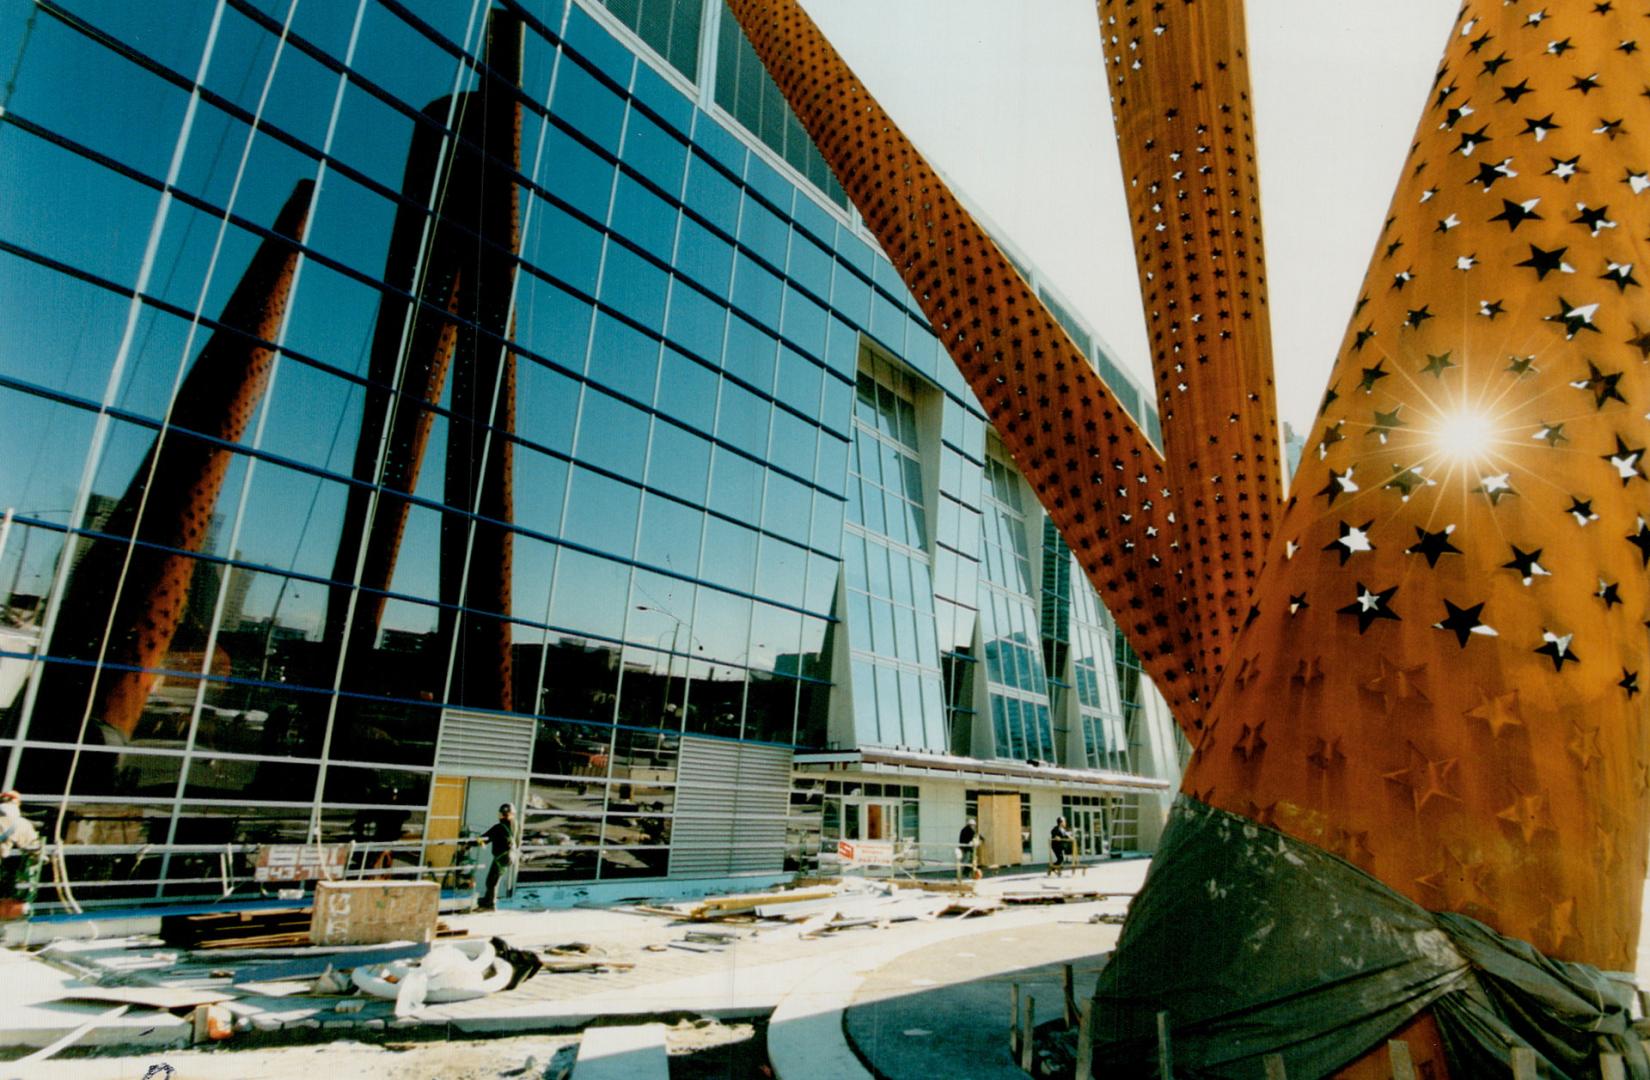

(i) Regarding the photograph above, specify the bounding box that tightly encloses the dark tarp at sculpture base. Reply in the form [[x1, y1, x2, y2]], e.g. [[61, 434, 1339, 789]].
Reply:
[[1090, 798, 1648, 1079]]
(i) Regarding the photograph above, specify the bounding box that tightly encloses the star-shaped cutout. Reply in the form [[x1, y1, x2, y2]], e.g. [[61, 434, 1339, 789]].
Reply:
[[1455, 124, 1492, 156], [1538, 897, 1577, 954], [1456, 253, 1478, 271], [1629, 517, 1650, 565], [1545, 296, 1600, 338], [1570, 360, 1625, 407], [1600, 261, 1640, 291], [1404, 305, 1433, 330], [1232, 655, 1263, 691], [1339, 582, 1399, 633], [1516, 243, 1572, 279], [1358, 361, 1387, 392], [1422, 351, 1455, 377], [1501, 544, 1550, 585], [1569, 73, 1601, 95], [1435, 599, 1497, 646], [1621, 668, 1641, 697], [1480, 297, 1505, 319], [1629, 323, 1650, 358], [1317, 466, 1358, 506], [1324, 520, 1374, 565], [1288, 592, 1309, 616], [1407, 525, 1460, 566], [1597, 578, 1623, 608], [1490, 197, 1542, 230], [1475, 472, 1516, 505], [1385, 464, 1431, 500], [1499, 79, 1533, 104], [1364, 655, 1430, 713], [1464, 688, 1523, 737], [1506, 353, 1538, 376], [1549, 155, 1581, 180], [1522, 114, 1559, 141], [1383, 743, 1460, 813], [1548, 38, 1575, 58], [1318, 420, 1345, 458], [1565, 496, 1597, 525], [1623, 168, 1650, 194], [1534, 629, 1579, 671], [1532, 420, 1567, 446], [1603, 435, 1645, 483], [1571, 202, 1615, 235]]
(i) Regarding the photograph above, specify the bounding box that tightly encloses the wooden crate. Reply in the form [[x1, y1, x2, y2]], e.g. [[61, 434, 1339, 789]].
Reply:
[[309, 880, 439, 945]]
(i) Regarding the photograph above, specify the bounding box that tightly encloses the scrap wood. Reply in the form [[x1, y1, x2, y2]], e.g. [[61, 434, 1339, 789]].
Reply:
[[55, 986, 236, 1010], [15, 1005, 130, 1064], [693, 887, 836, 913], [542, 959, 635, 973]]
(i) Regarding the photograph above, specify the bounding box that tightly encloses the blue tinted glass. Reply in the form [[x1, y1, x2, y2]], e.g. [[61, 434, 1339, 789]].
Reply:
[[806, 553, 839, 615], [742, 153, 790, 209], [514, 448, 571, 538], [564, 465, 641, 557], [723, 315, 776, 393], [632, 62, 693, 136], [821, 374, 853, 435], [656, 347, 719, 428], [737, 195, 787, 267], [588, 312, 661, 403], [518, 359, 582, 454], [787, 232, 832, 299], [647, 419, 711, 501], [600, 242, 669, 330], [731, 253, 782, 328], [810, 491, 843, 553], [564, 4, 636, 85], [664, 282, 727, 361], [520, 279, 594, 371], [551, 548, 632, 641], [708, 447, 761, 521], [637, 492, 703, 576], [576, 387, 652, 476], [715, 379, 770, 455], [545, 126, 615, 220], [610, 174, 678, 261], [674, 216, 733, 294], [791, 193, 836, 248], [691, 108, 746, 172], [775, 347, 822, 419], [621, 108, 688, 197], [834, 226, 874, 278], [815, 433, 848, 495], [552, 56, 626, 155], [780, 286, 827, 358], [701, 516, 757, 591], [683, 154, 739, 234], [870, 290, 906, 354], [755, 536, 806, 609], [768, 407, 816, 480], [762, 471, 812, 545], [831, 268, 871, 330], [871, 257, 906, 302], [530, 200, 604, 295]]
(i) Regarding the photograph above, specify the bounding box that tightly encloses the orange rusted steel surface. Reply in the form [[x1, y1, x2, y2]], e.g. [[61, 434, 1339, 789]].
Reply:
[[1100, 0, 1284, 699], [726, 0, 1213, 726], [1188, 0, 1650, 979], [326, 10, 523, 710], [40, 180, 314, 741]]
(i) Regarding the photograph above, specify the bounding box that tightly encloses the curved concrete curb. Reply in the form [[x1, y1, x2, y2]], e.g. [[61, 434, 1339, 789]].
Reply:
[[766, 954, 879, 1080]]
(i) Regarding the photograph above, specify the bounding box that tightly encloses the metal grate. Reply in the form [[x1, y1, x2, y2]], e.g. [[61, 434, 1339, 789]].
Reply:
[[670, 736, 792, 877], [434, 710, 536, 776]]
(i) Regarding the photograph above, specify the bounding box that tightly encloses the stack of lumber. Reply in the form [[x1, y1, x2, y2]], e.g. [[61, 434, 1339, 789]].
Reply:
[[159, 908, 459, 950]]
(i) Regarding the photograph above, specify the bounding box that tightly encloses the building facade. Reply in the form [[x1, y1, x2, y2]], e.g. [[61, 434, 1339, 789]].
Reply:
[[0, 0, 1179, 909]]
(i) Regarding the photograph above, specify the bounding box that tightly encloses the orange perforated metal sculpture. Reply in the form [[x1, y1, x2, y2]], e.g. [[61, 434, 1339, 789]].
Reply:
[[728, 0, 1648, 1072], [1099, 0, 1284, 704], [726, 0, 1230, 729]]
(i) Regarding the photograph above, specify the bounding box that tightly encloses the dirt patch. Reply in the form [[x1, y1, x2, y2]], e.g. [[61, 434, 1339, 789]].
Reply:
[[667, 1016, 772, 1079]]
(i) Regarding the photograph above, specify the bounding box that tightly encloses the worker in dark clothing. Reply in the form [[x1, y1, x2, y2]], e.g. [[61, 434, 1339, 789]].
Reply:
[[478, 803, 515, 910], [957, 817, 982, 880], [1048, 816, 1075, 877]]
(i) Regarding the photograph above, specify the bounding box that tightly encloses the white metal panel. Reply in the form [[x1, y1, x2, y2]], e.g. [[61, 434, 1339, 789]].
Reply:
[[434, 710, 536, 777], [670, 737, 792, 877]]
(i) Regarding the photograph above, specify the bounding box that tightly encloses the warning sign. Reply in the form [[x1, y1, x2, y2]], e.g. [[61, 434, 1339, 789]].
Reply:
[[836, 839, 896, 866], [254, 843, 350, 883]]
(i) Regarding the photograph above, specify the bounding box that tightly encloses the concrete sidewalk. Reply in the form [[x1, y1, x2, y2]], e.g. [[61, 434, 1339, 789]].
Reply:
[[0, 859, 1150, 1076]]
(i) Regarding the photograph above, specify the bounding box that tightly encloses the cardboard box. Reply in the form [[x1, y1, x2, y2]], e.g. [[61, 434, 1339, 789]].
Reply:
[[309, 880, 438, 945]]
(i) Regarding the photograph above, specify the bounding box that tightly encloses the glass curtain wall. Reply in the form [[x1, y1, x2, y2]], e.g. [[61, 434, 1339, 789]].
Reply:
[[841, 351, 945, 750], [0, 0, 877, 903], [977, 444, 1055, 761]]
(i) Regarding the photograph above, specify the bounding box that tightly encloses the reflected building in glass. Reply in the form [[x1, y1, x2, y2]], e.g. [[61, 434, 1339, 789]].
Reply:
[[0, 0, 1182, 906]]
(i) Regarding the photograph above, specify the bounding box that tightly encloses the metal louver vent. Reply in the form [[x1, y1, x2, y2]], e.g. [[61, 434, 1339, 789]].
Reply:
[[434, 710, 535, 776], [670, 736, 793, 878]]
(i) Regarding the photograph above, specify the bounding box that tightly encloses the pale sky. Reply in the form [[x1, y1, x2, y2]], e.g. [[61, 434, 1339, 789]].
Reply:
[[801, 1, 1460, 435]]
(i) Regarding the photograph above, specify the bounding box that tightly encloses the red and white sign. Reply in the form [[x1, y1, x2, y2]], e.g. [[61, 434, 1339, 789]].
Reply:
[[836, 839, 896, 866], [254, 843, 350, 883]]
